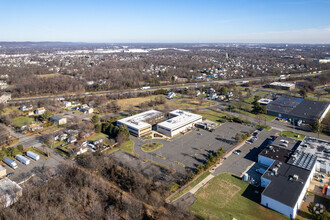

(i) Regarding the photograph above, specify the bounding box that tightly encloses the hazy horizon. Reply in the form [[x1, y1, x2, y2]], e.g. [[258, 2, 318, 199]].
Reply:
[[1, 0, 330, 43]]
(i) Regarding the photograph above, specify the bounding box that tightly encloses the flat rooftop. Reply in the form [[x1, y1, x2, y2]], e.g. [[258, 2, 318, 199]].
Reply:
[[157, 110, 202, 130], [270, 82, 295, 87], [262, 161, 311, 208], [267, 96, 304, 115], [117, 110, 163, 129], [271, 136, 301, 151], [293, 136, 329, 168], [259, 145, 292, 163], [0, 178, 22, 197], [267, 96, 329, 121], [258, 98, 273, 105]]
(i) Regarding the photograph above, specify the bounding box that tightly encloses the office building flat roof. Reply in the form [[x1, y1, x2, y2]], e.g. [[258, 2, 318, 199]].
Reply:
[[262, 161, 311, 208], [157, 110, 202, 130], [117, 110, 163, 129]]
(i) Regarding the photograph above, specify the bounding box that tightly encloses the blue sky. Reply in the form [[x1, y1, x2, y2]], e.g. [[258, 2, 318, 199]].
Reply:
[[0, 0, 329, 43]]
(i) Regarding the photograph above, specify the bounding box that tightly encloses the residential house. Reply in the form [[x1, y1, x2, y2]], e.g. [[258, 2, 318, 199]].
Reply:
[[166, 92, 176, 99], [35, 107, 46, 115], [67, 136, 77, 143], [63, 101, 72, 107], [19, 105, 33, 112]]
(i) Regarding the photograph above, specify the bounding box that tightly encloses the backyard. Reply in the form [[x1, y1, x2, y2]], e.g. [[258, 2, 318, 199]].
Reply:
[[190, 173, 287, 220], [11, 116, 34, 127]]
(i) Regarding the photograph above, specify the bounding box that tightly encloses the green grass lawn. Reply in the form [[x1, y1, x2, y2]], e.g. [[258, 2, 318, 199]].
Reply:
[[234, 109, 276, 122], [191, 173, 287, 220], [168, 172, 211, 202], [11, 116, 34, 127], [26, 147, 49, 158], [141, 142, 163, 152], [88, 132, 108, 141], [169, 182, 180, 192], [174, 161, 185, 167], [280, 131, 306, 140], [256, 124, 272, 131], [119, 139, 137, 156], [49, 140, 65, 148], [197, 110, 228, 123]]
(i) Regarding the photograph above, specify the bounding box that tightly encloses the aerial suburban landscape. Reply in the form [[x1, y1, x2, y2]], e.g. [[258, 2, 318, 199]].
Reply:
[[0, 1, 330, 220]]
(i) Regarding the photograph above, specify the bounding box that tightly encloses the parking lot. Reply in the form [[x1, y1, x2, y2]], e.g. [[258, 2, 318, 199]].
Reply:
[[133, 122, 255, 173], [2, 151, 65, 183], [212, 128, 278, 177]]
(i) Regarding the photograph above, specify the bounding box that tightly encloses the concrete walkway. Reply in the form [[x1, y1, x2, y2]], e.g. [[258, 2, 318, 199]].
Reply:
[[189, 174, 214, 194]]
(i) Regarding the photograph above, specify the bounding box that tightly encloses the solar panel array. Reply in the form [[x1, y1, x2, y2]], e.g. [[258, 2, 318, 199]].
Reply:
[[288, 150, 317, 171]]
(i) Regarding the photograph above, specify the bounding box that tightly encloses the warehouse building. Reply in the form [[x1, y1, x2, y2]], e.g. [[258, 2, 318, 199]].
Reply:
[[267, 96, 330, 124], [257, 136, 318, 219], [268, 82, 295, 91], [157, 110, 202, 137], [117, 110, 165, 137], [261, 159, 316, 219]]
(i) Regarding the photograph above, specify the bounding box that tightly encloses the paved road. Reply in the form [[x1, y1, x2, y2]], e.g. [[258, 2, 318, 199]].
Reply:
[[132, 122, 255, 173], [8, 72, 320, 103]]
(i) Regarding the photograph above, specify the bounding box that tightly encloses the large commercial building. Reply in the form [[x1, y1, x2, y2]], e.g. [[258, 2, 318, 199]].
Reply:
[[257, 136, 329, 219], [157, 110, 202, 137], [261, 160, 315, 219], [117, 110, 165, 137], [268, 82, 295, 91], [267, 96, 330, 124], [295, 136, 330, 174]]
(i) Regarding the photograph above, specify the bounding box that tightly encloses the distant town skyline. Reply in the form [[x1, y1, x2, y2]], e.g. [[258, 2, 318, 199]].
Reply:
[[1, 0, 330, 43]]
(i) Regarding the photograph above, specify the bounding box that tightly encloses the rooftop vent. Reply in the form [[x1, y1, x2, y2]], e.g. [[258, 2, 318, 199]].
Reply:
[[293, 174, 299, 181]]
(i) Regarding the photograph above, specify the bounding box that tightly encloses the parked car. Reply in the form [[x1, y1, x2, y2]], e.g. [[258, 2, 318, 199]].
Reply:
[[197, 133, 202, 135], [257, 127, 264, 131], [233, 150, 241, 155], [253, 131, 259, 136]]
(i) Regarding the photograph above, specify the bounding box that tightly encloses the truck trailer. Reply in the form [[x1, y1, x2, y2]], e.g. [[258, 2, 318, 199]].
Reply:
[[3, 157, 18, 169], [26, 151, 40, 161], [15, 155, 30, 165]]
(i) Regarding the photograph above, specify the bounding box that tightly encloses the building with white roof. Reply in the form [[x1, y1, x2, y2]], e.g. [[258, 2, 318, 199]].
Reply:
[[157, 110, 202, 137], [117, 110, 164, 137], [268, 82, 295, 91], [295, 136, 330, 174]]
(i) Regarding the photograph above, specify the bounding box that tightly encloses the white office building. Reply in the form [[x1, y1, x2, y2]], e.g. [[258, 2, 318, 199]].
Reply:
[[117, 110, 164, 137], [157, 110, 202, 137]]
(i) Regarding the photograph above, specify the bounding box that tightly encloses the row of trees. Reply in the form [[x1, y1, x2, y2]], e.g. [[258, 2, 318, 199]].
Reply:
[[0, 145, 23, 161]]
